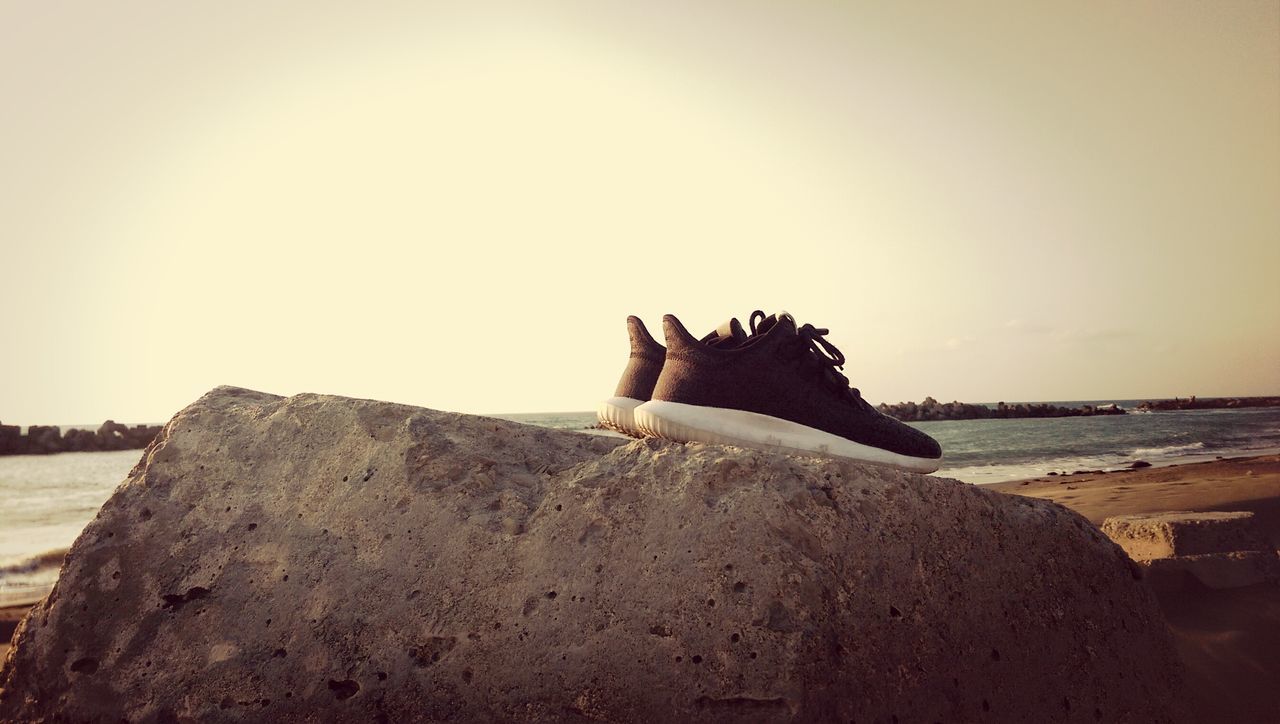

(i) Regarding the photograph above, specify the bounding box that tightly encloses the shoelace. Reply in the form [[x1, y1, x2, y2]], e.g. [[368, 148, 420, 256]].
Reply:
[[795, 323, 864, 406], [749, 310, 863, 406]]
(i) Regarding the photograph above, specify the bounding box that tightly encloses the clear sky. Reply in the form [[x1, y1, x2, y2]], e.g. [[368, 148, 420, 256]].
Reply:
[[2, 1, 1278, 425]]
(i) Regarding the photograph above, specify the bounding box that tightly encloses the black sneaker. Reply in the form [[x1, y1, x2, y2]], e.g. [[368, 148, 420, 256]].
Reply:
[[633, 311, 943, 473], [598, 316, 748, 437]]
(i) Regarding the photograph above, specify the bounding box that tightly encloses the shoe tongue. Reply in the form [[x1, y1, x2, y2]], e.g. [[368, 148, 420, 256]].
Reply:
[[715, 318, 747, 341], [700, 318, 748, 348], [754, 311, 796, 336]]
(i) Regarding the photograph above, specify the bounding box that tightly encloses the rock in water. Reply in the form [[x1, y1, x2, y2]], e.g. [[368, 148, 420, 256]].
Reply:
[[0, 387, 1186, 722]]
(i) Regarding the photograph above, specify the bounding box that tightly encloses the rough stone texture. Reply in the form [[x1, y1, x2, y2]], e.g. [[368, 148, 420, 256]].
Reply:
[[1, 387, 1187, 723], [1103, 512, 1280, 592]]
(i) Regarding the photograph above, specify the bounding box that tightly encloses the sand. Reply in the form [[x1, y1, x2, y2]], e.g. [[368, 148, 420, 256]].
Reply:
[[989, 454, 1280, 538], [3, 455, 1278, 719], [0, 605, 27, 662], [992, 454, 1280, 723]]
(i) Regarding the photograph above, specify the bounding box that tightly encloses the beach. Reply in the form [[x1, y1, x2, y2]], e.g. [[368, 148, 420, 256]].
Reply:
[[989, 454, 1280, 532], [990, 454, 1280, 723]]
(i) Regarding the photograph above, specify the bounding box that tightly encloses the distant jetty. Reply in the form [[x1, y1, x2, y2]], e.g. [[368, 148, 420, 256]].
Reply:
[[1135, 395, 1280, 412], [881, 395, 1280, 422], [879, 397, 1125, 422], [0, 421, 162, 456]]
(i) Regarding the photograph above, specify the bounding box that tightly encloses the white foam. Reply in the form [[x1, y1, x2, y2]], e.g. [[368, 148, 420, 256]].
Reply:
[[1129, 441, 1205, 457]]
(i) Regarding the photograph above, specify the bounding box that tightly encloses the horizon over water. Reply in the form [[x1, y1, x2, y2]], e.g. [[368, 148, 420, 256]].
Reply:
[[3, 402, 1279, 605]]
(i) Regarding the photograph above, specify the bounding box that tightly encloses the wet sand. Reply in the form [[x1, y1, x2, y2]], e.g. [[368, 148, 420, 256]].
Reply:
[[990, 454, 1280, 538], [992, 454, 1280, 723]]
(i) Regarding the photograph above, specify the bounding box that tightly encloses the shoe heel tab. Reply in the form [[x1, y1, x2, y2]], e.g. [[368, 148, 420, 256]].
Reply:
[[661, 314, 700, 350], [626, 316, 658, 346], [626, 316, 664, 357]]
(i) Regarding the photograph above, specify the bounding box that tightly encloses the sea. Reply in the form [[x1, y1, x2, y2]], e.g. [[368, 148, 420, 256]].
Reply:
[[3, 403, 1279, 606]]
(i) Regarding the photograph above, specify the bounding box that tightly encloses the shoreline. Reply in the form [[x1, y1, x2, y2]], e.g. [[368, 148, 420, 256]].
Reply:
[[947, 445, 1280, 487], [990, 452, 1280, 527]]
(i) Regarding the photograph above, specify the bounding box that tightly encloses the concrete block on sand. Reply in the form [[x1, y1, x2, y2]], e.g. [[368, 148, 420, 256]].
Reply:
[[1, 387, 1187, 722], [1144, 550, 1280, 590], [1101, 511, 1271, 561], [1103, 511, 1280, 592]]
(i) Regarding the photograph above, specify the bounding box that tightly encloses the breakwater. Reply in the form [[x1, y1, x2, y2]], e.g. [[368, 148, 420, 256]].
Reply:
[[878, 397, 1125, 422], [1135, 396, 1280, 411], [0, 421, 161, 456]]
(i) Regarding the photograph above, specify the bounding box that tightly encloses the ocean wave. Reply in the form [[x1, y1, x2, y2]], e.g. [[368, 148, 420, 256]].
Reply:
[[943, 456, 1118, 484], [0, 549, 63, 607], [0, 548, 67, 576], [1128, 441, 1206, 458]]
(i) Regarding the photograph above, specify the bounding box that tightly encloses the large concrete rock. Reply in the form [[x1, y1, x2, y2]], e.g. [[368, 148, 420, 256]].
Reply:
[[1, 387, 1186, 722]]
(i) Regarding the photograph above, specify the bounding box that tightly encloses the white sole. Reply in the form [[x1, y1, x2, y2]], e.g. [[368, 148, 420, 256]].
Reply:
[[596, 396, 646, 438], [633, 399, 942, 474]]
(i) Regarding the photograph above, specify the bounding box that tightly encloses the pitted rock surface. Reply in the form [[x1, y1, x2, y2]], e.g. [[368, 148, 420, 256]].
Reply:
[[0, 387, 1186, 722]]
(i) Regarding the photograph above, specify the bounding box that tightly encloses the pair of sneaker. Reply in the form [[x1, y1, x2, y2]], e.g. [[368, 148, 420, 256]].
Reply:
[[598, 311, 943, 474]]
